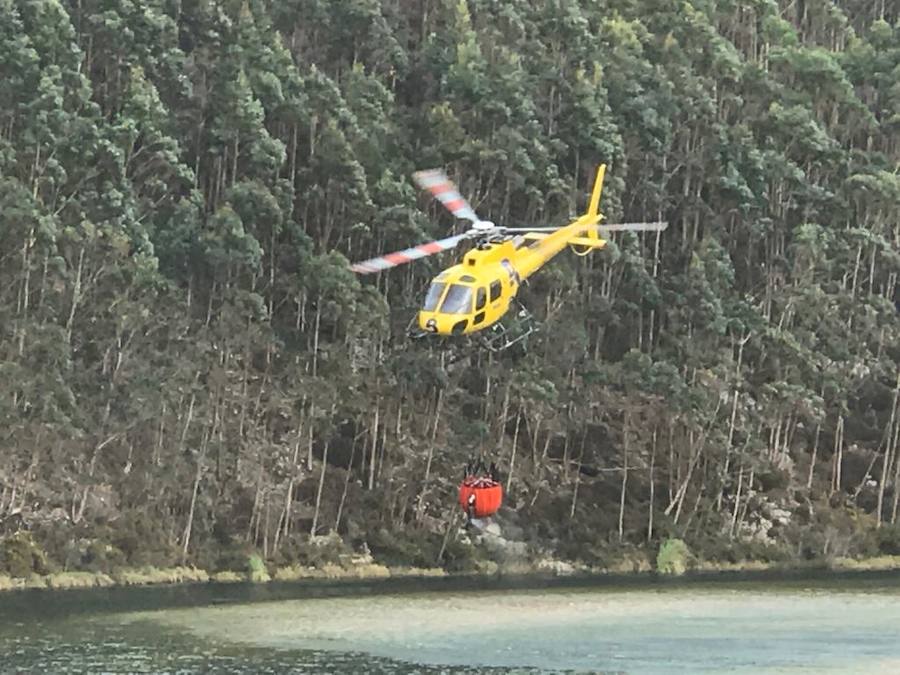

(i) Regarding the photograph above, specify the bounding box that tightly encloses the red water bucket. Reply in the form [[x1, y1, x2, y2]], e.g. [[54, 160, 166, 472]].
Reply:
[[458, 477, 503, 518]]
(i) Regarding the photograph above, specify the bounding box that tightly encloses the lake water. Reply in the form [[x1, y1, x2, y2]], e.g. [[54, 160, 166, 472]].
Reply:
[[1, 573, 900, 673]]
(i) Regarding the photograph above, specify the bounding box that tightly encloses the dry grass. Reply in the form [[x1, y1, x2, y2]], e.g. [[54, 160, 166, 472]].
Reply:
[[45, 572, 115, 589], [273, 562, 392, 581], [830, 555, 900, 571], [272, 565, 321, 581], [388, 566, 447, 578], [694, 559, 777, 573], [112, 566, 209, 586], [211, 570, 244, 583]]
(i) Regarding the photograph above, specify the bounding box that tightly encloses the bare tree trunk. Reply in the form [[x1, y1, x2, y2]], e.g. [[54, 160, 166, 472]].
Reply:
[[368, 401, 379, 490], [730, 460, 744, 539], [570, 428, 587, 519], [334, 437, 358, 533], [497, 383, 511, 444], [437, 509, 461, 564], [735, 468, 755, 536], [275, 424, 305, 551], [262, 495, 270, 558], [716, 390, 740, 511], [647, 427, 656, 542], [666, 429, 703, 523], [306, 415, 314, 472], [249, 464, 263, 542], [17, 226, 35, 357], [508, 409, 521, 494], [618, 414, 629, 542], [311, 301, 321, 377], [831, 416, 844, 496], [416, 389, 443, 522], [65, 245, 86, 344], [891, 418, 900, 524], [878, 374, 900, 526], [310, 439, 330, 536], [182, 409, 214, 564], [807, 422, 821, 490]]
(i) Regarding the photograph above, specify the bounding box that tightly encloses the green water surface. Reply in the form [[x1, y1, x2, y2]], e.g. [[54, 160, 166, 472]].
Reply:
[[1, 573, 899, 673]]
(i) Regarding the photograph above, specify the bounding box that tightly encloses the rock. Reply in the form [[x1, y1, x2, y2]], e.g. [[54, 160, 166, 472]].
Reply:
[[536, 558, 576, 576], [481, 521, 502, 537]]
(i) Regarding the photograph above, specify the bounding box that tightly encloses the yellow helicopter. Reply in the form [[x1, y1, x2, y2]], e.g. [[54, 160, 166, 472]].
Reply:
[[351, 164, 667, 350]]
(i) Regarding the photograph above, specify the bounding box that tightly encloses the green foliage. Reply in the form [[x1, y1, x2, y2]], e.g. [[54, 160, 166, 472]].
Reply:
[[656, 539, 693, 576], [875, 526, 900, 556], [271, 534, 351, 569], [247, 554, 270, 583], [0, 0, 897, 579], [368, 529, 442, 568], [0, 533, 50, 578]]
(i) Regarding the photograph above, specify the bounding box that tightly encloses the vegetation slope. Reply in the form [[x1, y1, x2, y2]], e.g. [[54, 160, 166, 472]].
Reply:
[[1, 0, 899, 581]]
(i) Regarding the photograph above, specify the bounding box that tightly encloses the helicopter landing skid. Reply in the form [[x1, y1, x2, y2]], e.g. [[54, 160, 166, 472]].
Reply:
[[479, 301, 537, 353], [405, 316, 433, 340], [404, 301, 536, 354]]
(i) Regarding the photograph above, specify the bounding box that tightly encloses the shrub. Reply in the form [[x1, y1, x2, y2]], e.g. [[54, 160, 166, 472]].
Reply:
[[247, 554, 270, 582], [875, 524, 900, 556], [657, 538, 692, 576], [82, 540, 127, 573], [1, 533, 50, 578], [270, 533, 351, 569]]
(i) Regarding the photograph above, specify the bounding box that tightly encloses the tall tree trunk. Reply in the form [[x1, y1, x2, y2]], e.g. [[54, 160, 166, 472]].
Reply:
[[807, 422, 821, 490], [416, 389, 443, 522], [878, 374, 900, 526], [618, 414, 630, 542], [570, 427, 587, 519], [310, 439, 330, 536], [65, 245, 86, 344], [831, 416, 844, 495], [182, 408, 214, 564], [368, 400, 380, 491], [311, 301, 322, 377], [508, 409, 521, 495], [334, 437, 358, 533], [276, 423, 305, 551], [647, 427, 656, 542]]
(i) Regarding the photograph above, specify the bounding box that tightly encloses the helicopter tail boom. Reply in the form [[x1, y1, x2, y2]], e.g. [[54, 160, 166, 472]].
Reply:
[[586, 163, 606, 221]]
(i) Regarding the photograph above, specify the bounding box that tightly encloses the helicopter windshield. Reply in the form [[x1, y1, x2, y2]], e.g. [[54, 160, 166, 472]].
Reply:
[[423, 282, 446, 311], [439, 284, 472, 314]]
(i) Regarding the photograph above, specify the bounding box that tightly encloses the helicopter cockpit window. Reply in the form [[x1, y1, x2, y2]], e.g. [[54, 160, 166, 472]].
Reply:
[[439, 284, 473, 314], [423, 282, 446, 311]]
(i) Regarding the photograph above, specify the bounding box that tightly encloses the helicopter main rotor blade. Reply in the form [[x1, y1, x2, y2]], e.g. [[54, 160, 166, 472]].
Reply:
[[500, 227, 563, 233], [413, 169, 480, 223], [502, 222, 669, 234], [599, 221, 668, 232], [350, 233, 471, 275]]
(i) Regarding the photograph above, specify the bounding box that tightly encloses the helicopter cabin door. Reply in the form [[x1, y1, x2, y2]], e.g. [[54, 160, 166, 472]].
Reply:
[[489, 279, 502, 306], [473, 286, 487, 326]]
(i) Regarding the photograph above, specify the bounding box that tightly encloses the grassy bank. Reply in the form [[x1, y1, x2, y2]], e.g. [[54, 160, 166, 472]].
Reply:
[[0, 562, 447, 592], [2, 553, 899, 594]]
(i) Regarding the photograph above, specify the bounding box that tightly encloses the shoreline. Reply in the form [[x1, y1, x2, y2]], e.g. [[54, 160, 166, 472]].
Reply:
[[2, 554, 899, 595]]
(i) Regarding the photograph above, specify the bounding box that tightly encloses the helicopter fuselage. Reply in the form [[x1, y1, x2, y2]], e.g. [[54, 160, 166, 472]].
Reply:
[[417, 240, 521, 335]]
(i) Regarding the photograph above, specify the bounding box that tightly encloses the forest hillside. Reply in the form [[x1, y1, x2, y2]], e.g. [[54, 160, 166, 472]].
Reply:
[[1, 0, 899, 580]]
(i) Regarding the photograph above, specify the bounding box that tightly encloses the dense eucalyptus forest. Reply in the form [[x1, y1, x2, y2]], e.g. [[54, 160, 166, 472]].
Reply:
[[1, 0, 899, 580]]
